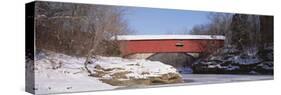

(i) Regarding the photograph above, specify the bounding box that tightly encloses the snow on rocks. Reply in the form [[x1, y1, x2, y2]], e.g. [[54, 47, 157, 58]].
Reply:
[[34, 51, 117, 94], [192, 46, 273, 74], [88, 56, 183, 86], [34, 50, 182, 94], [91, 57, 178, 78]]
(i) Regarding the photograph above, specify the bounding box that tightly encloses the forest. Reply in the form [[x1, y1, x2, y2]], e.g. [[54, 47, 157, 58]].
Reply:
[[35, 2, 132, 57]]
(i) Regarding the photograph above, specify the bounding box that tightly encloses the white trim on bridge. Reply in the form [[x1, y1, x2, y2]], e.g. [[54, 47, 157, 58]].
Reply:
[[112, 35, 225, 41]]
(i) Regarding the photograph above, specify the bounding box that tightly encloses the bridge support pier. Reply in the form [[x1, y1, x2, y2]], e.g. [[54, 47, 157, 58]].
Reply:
[[186, 53, 200, 58], [125, 53, 155, 59]]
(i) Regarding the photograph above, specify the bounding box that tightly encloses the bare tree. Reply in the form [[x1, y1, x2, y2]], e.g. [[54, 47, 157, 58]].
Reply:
[[187, 13, 232, 55], [189, 13, 232, 36], [35, 2, 132, 74]]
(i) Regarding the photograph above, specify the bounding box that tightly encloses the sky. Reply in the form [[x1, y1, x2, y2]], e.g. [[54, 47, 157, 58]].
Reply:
[[124, 7, 211, 35]]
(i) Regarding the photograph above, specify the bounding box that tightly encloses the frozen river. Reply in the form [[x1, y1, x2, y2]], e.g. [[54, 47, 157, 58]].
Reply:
[[118, 74, 273, 89], [181, 74, 273, 84]]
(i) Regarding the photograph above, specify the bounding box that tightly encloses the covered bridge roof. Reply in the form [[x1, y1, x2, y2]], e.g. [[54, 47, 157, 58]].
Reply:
[[112, 35, 225, 41]]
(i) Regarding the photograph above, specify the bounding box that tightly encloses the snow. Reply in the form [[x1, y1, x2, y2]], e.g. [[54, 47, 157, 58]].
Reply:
[[232, 56, 261, 65], [111, 35, 225, 41], [93, 57, 178, 79], [222, 46, 266, 65], [32, 50, 273, 94], [35, 67, 116, 94], [34, 52, 117, 94], [211, 46, 263, 65], [34, 50, 179, 94]]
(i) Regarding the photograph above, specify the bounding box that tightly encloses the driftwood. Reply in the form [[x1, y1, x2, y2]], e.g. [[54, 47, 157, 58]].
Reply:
[[84, 49, 96, 75]]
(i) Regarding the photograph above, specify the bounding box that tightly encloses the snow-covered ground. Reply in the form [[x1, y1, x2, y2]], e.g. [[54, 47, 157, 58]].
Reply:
[[34, 53, 117, 94], [33, 50, 273, 94], [34, 50, 179, 94], [35, 68, 116, 94]]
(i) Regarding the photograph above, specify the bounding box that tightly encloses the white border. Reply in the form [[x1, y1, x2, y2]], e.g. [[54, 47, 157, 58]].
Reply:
[[0, 0, 279, 95]]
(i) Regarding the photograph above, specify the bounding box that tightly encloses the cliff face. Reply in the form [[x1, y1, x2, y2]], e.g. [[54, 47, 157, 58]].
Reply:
[[192, 46, 273, 74], [192, 15, 273, 75]]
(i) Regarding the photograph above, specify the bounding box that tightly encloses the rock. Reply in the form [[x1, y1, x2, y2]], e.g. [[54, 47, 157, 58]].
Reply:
[[94, 64, 124, 71], [149, 73, 183, 84], [192, 46, 273, 75], [91, 65, 182, 86], [254, 61, 273, 74], [94, 64, 102, 70], [111, 71, 131, 79], [66, 87, 72, 90], [90, 70, 107, 77], [100, 79, 151, 86], [99, 73, 182, 86], [258, 48, 273, 61]]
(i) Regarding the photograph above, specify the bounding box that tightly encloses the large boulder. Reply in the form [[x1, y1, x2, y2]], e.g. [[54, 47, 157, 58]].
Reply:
[[88, 57, 183, 86], [98, 73, 182, 86]]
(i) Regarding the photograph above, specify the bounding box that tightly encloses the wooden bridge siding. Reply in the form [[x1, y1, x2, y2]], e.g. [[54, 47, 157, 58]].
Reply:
[[119, 39, 224, 56]]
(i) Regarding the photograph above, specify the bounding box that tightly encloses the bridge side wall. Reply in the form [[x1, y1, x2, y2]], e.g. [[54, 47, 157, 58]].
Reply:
[[119, 39, 224, 56]]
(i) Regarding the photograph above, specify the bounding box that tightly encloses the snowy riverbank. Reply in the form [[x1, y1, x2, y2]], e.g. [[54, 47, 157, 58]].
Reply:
[[32, 49, 273, 94], [34, 50, 181, 94]]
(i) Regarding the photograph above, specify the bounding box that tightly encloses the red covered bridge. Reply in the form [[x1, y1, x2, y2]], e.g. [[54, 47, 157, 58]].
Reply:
[[112, 35, 225, 59]]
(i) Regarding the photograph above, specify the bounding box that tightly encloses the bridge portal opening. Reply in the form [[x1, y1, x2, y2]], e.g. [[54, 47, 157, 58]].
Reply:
[[147, 53, 196, 74]]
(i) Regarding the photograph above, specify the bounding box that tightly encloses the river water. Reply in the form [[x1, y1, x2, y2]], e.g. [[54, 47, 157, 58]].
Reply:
[[181, 74, 273, 84], [117, 74, 273, 89]]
